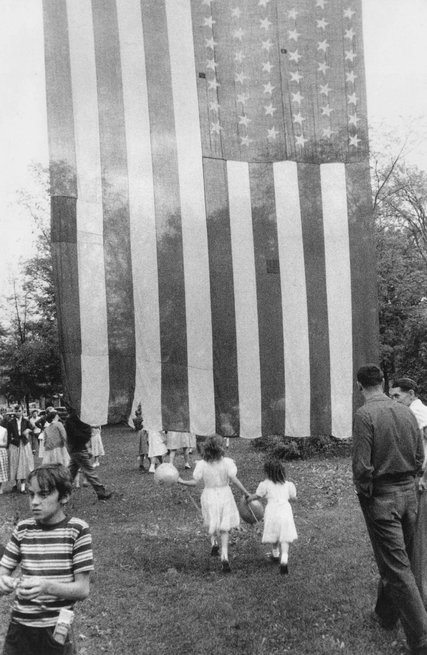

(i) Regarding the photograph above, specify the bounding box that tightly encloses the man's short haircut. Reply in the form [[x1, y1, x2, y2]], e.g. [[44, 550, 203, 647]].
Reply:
[[28, 464, 73, 500], [357, 364, 384, 388], [394, 377, 418, 395]]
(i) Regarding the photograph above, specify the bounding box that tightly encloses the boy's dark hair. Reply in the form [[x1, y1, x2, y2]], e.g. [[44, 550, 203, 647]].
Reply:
[[28, 464, 73, 500], [264, 458, 286, 484], [202, 435, 225, 462], [393, 377, 418, 395], [356, 364, 384, 389]]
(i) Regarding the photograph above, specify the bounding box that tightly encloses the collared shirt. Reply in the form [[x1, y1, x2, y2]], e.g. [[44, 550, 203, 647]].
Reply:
[[352, 393, 424, 497], [410, 398, 427, 468]]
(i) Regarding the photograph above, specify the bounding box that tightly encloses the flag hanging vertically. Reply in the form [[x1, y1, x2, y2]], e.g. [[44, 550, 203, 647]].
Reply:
[[43, 0, 379, 438]]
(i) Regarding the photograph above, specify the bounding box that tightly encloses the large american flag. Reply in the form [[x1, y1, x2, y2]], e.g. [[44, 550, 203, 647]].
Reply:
[[43, 0, 378, 438]]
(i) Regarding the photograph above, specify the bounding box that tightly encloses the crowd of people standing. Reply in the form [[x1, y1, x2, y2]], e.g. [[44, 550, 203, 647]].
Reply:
[[0, 405, 110, 500]]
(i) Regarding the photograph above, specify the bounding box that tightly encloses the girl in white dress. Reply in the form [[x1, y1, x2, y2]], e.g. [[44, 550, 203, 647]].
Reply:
[[249, 458, 297, 575], [178, 435, 250, 572], [90, 426, 105, 467]]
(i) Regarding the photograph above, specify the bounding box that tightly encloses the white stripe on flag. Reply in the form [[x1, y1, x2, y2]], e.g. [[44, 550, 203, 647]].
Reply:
[[274, 161, 311, 437], [321, 163, 353, 437], [67, 0, 109, 425], [116, 0, 163, 430], [227, 161, 262, 439], [165, 0, 215, 435]]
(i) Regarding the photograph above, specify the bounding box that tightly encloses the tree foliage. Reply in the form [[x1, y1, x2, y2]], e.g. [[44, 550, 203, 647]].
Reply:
[[0, 165, 61, 407], [372, 138, 427, 396]]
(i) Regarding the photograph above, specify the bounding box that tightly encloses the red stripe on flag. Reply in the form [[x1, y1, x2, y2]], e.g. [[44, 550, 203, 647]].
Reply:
[[298, 163, 332, 435], [347, 161, 379, 411], [249, 162, 286, 435], [140, 0, 190, 430], [43, 0, 82, 414], [92, 0, 136, 422], [203, 157, 240, 436]]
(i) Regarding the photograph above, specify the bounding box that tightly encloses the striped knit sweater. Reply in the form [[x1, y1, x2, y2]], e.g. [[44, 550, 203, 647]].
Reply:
[[1, 516, 93, 627]]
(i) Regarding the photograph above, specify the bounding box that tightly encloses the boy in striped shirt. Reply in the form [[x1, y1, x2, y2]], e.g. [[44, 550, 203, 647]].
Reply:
[[0, 463, 94, 655]]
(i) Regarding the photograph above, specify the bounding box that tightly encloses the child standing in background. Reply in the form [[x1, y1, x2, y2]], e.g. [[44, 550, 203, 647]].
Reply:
[[248, 458, 297, 575], [90, 426, 105, 468], [0, 415, 8, 494], [178, 435, 250, 572]]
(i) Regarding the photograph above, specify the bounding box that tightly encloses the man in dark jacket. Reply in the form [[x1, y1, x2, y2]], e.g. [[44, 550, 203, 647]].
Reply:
[[353, 364, 427, 655], [65, 408, 112, 501]]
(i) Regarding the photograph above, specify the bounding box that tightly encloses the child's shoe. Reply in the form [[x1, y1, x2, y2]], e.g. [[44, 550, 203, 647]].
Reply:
[[280, 564, 289, 575], [211, 544, 219, 556], [221, 560, 231, 573], [149, 463, 156, 473]]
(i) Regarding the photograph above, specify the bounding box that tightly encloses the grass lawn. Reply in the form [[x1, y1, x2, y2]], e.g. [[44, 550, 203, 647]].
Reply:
[[0, 426, 411, 655]]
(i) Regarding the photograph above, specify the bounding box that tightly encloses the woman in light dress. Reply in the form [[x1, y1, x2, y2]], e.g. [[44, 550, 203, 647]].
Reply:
[[41, 409, 70, 466]]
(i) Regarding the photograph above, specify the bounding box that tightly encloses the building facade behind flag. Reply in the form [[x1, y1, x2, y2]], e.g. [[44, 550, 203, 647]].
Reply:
[[43, 0, 379, 438]]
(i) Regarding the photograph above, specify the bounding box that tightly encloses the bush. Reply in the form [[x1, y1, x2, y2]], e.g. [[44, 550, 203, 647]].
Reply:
[[251, 434, 352, 460]]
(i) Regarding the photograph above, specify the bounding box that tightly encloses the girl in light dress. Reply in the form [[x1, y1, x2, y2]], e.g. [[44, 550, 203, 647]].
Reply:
[[166, 431, 196, 470], [0, 416, 8, 494], [147, 430, 167, 473], [41, 409, 70, 467], [178, 435, 250, 572], [90, 425, 105, 467], [248, 458, 297, 575]]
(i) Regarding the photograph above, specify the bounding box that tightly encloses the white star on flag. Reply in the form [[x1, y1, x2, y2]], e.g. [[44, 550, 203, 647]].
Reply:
[[316, 0, 328, 8], [267, 126, 279, 140], [263, 81, 275, 94], [293, 112, 305, 125], [321, 104, 333, 116], [345, 28, 356, 40], [316, 18, 328, 29], [292, 91, 304, 104], [348, 92, 358, 105], [209, 100, 220, 112], [262, 61, 274, 73], [295, 134, 308, 146], [348, 113, 360, 126], [235, 51, 246, 63], [206, 59, 218, 71], [239, 115, 252, 127], [233, 28, 244, 41], [235, 71, 249, 84], [264, 103, 277, 116], [346, 71, 357, 84], [320, 83, 331, 96], [288, 49, 302, 62], [204, 16, 215, 29], [288, 8, 298, 19], [240, 135, 253, 146], [258, 0, 271, 6], [318, 62, 330, 74], [322, 127, 334, 138], [260, 18, 272, 31], [202, 0, 213, 5], [262, 39, 273, 51], [349, 134, 361, 147], [317, 40, 330, 53], [345, 50, 357, 62], [208, 78, 220, 90], [344, 7, 356, 19], [237, 93, 249, 105], [210, 121, 222, 134], [205, 37, 217, 49], [290, 71, 303, 83], [288, 29, 300, 41], [231, 7, 242, 18]]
